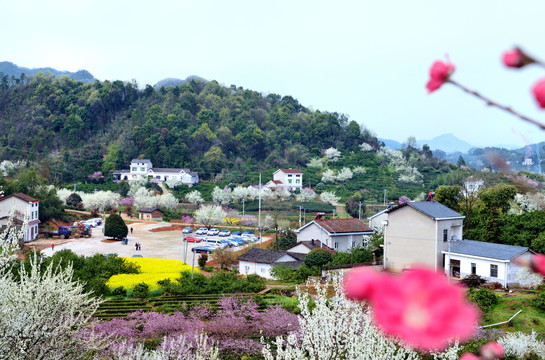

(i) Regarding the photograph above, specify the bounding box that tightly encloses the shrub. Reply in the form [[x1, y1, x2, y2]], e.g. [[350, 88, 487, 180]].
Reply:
[[132, 283, 150, 298], [111, 286, 127, 297], [198, 253, 208, 268], [467, 288, 499, 312], [104, 213, 128, 240], [304, 248, 332, 268], [532, 291, 545, 311]]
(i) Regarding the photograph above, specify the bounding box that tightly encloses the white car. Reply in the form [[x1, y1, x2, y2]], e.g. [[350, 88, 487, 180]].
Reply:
[[196, 228, 208, 235], [207, 228, 219, 236]]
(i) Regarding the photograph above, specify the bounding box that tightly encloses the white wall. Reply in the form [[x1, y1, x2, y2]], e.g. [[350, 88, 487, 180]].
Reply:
[[239, 260, 274, 279]]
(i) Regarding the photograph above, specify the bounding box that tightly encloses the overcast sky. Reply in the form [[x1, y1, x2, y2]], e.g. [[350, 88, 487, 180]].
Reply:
[[3, 0, 545, 148]]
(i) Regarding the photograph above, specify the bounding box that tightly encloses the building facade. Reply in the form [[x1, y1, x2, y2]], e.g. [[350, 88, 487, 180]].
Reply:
[[113, 159, 199, 184], [295, 218, 374, 252], [0, 193, 40, 242]]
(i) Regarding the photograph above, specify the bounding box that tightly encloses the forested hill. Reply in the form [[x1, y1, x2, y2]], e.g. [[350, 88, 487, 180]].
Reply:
[[0, 72, 379, 182]]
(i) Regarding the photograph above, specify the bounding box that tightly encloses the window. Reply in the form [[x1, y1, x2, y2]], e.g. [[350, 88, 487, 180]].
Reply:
[[471, 263, 476, 275], [288, 179, 292, 184], [352, 241, 356, 248], [443, 229, 448, 242], [490, 264, 498, 278], [244, 266, 250, 271], [132, 167, 137, 172], [334, 242, 339, 250], [261, 268, 266, 273], [296, 179, 300, 184], [140, 167, 145, 172]]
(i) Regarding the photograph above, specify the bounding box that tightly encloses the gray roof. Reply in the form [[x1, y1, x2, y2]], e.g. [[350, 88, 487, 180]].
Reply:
[[131, 159, 152, 164], [446, 240, 530, 261], [237, 248, 300, 264], [388, 201, 463, 219], [138, 208, 162, 213], [151, 168, 184, 173]]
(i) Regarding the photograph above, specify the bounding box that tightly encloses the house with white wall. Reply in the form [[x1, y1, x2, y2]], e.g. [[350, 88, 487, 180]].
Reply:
[[442, 240, 540, 288], [368, 209, 388, 230], [267, 169, 303, 191], [295, 218, 374, 252], [463, 178, 484, 197], [383, 201, 464, 272], [237, 248, 306, 279], [0, 193, 40, 242], [113, 159, 199, 184]]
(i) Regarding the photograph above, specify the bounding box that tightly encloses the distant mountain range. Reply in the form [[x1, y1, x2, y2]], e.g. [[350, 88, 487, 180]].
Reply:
[[153, 75, 207, 89], [0, 61, 96, 83], [380, 133, 474, 153]]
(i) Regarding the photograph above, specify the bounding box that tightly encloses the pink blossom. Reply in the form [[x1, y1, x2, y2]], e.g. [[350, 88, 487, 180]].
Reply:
[[531, 254, 545, 276], [344, 267, 480, 351], [458, 354, 479, 360], [426, 60, 456, 93], [480, 342, 504, 359], [502, 49, 523, 68], [532, 78, 545, 109]]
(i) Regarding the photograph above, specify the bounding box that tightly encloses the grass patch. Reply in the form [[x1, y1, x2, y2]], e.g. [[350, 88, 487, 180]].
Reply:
[[481, 291, 545, 334]]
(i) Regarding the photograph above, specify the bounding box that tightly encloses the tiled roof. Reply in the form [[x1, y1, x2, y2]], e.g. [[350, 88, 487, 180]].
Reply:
[[286, 241, 336, 253], [315, 218, 373, 234], [113, 169, 130, 174], [138, 208, 162, 213], [388, 201, 463, 219], [131, 159, 152, 164], [446, 240, 530, 261], [237, 248, 299, 264], [150, 168, 184, 173], [0, 193, 39, 203], [276, 169, 302, 174], [271, 180, 283, 185]]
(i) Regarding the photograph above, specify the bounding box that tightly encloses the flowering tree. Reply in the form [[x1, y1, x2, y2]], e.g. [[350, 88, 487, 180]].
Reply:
[[321, 169, 336, 183], [324, 147, 341, 162], [211, 187, 232, 205], [296, 188, 316, 202], [398, 195, 411, 205], [56, 188, 73, 204], [185, 190, 204, 205], [353, 166, 366, 175], [81, 191, 121, 211], [0, 160, 25, 177], [319, 191, 340, 205], [231, 186, 250, 203], [165, 177, 183, 189], [158, 193, 179, 210], [119, 197, 135, 206], [359, 143, 373, 152], [194, 205, 226, 229], [88, 171, 104, 181], [262, 275, 420, 360], [306, 157, 323, 168], [336, 167, 353, 182]]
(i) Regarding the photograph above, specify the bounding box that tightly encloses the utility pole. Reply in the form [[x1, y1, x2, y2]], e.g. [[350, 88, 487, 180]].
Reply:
[[191, 250, 196, 279], [242, 198, 245, 217], [358, 201, 363, 220], [182, 232, 187, 264], [383, 189, 387, 206], [258, 173, 262, 248], [299, 206, 302, 227], [73, 183, 77, 192]]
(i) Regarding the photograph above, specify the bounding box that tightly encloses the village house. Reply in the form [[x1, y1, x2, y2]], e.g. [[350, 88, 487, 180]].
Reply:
[[295, 217, 374, 252], [0, 193, 40, 242], [113, 159, 199, 184], [463, 178, 485, 197], [266, 169, 303, 191], [137, 208, 164, 221], [442, 240, 539, 288], [237, 248, 306, 279], [383, 201, 464, 272]]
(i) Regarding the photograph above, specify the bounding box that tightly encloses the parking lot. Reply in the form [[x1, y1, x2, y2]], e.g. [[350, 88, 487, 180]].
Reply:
[[37, 221, 260, 264]]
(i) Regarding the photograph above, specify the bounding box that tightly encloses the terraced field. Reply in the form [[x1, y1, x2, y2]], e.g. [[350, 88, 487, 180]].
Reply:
[[94, 294, 281, 320]]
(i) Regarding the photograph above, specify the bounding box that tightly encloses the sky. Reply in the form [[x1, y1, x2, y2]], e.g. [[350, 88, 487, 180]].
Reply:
[[3, 0, 545, 149]]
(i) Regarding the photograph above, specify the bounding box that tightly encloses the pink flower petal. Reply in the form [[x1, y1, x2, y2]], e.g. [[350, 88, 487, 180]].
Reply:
[[502, 49, 522, 68], [426, 60, 455, 93], [459, 354, 479, 360], [480, 341, 504, 359], [532, 79, 545, 109], [343, 267, 384, 302]]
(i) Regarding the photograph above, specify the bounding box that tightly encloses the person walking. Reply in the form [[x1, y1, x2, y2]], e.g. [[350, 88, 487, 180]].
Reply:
[[51, 243, 55, 251], [135, 242, 138, 251], [130, 227, 133, 234]]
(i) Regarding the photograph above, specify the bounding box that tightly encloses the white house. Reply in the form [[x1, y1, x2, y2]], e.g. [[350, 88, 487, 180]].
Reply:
[[0, 193, 40, 242], [285, 239, 336, 255], [237, 248, 306, 279], [442, 240, 540, 288], [295, 217, 374, 252], [267, 169, 303, 191], [463, 178, 484, 196], [113, 159, 199, 184], [383, 201, 464, 272], [367, 209, 388, 230]]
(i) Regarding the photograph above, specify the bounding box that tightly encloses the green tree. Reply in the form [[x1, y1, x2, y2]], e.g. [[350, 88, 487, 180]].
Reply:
[[435, 185, 461, 212], [104, 213, 128, 240], [532, 232, 545, 254], [457, 155, 466, 166], [66, 192, 82, 207], [304, 248, 332, 268], [274, 229, 297, 250]]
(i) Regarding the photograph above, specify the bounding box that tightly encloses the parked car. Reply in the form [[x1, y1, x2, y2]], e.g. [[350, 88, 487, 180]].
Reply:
[[232, 235, 249, 244], [182, 227, 193, 234], [207, 228, 219, 236], [227, 237, 244, 246], [232, 231, 242, 236], [132, 255, 143, 258], [206, 239, 227, 249], [92, 218, 103, 226], [82, 220, 97, 228], [196, 228, 208, 235], [222, 238, 239, 247], [192, 245, 215, 254], [243, 230, 255, 235], [218, 229, 231, 237], [186, 235, 202, 243], [242, 233, 257, 241]]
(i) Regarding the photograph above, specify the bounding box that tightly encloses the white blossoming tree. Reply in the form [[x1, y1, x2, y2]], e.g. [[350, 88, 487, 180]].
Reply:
[[231, 186, 250, 203], [321, 169, 336, 183], [185, 190, 204, 205], [306, 157, 323, 168], [81, 191, 121, 211], [320, 191, 340, 205], [0, 160, 25, 177], [336, 167, 353, 182], [324, 147, 341, 162], [158, 193, 179, 210], [165, 177, 183, 189], [262, 275, 420, 360], [194, 204, 226, 229], [353, 166, 367, 175], [296, 188, 316, 202], [56, 188, 73, 204], [360, 142, 373, 152], [211, 187, 232, 205]]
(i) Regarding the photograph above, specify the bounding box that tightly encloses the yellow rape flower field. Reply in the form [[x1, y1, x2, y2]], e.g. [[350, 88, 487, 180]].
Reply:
[[106, 257, 198, 291]]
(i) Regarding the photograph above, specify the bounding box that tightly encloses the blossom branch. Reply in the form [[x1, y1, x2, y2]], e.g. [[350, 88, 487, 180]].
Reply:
[[448, 79, 545, 131]]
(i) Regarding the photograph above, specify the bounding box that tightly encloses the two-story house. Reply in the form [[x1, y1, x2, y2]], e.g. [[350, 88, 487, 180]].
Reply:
[[383, 201, 464, 272], [0, 193, 40, 242], [266, 169, 303, 191], [113, 159, 199, 184], [295, 217, 374, 252]]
